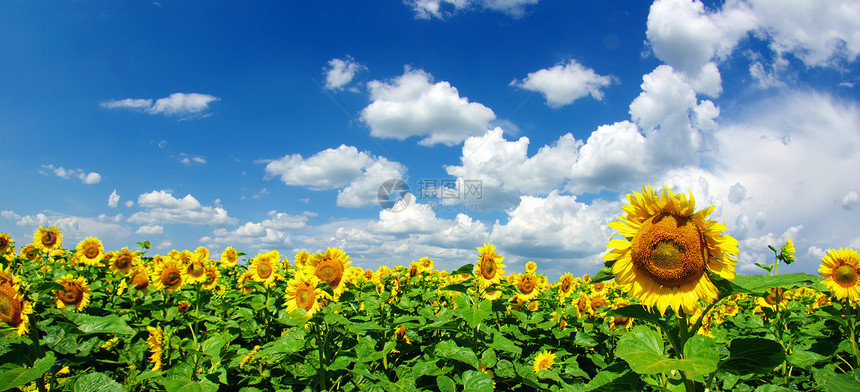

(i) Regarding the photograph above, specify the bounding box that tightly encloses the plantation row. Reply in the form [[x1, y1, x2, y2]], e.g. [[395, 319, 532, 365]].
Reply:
[[0, 186, 858, 391]]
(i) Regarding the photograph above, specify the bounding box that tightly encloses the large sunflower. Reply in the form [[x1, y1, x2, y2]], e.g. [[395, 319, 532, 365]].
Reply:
[[284, 271, 328, 317], [510, 272, 542, 302], [603, 185, 739, 315], [75, 237, 105, 266], [0, 233, 13, 255], [53, 275, 91, 312], [250, 250, 281, 288], [185, 253, 209, 285], [151, 258, 186, 293], [33, 225, 63, 253], [819, 248, 860, 301], [475, 243, 506, 298], [304, 248, 351, 298], [0, 273, 33, 336], [109, 247, 139, 275], [220, 247, 239, 269]]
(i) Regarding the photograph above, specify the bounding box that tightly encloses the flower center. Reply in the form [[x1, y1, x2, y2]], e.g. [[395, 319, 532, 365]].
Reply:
[[41, 231, 57, 247], [132, 273, 149, 290], [537, 358, 552, 371], [0, 286, 22, 324], [0, 237, 9, 252], [60, 284, 82, 304], [205, 270, 217, 285], [296, 286, 314, 309], [834, 264, 859, 287], [316, 260, 343, 289], [189, 262, 205, 277], [560, 279, 571, 293], [164, 271, 181, 286], [84, 245, 100, 259], [116, 256, 131, 270], [631, 213, 707, 287], [256, 262, 272, 279], [481, 257, 496, 280], [518, 277, 535, 295]]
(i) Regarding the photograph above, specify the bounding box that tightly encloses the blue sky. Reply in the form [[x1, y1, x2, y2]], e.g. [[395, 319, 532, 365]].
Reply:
[[1, 0, 859, 279]]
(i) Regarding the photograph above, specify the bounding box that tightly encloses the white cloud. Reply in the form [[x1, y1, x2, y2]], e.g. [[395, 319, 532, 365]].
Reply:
[[108, 190, 120, 208], [842, 191, 860, 210], [324, 56, 366, 90], [264, 145, 407, 207], [1, 210, 21, 220], [201, 210, 310, 249], [510, 59, 616, 108], [12, 213, 132, 243], [128, 190, 238, 226], [361, 68, 496, 146], [125, 200, 134, 208], [101, 93, 218, 117], [179, 154, 207, 166], [406, 0, 538, 19], [136, 225, 164, 235], [157, 240, 172, 250], [39, 164, 102, 185]]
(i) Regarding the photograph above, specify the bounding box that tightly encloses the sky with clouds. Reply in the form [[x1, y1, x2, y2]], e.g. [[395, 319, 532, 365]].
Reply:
[[1, 0, 858, 279]]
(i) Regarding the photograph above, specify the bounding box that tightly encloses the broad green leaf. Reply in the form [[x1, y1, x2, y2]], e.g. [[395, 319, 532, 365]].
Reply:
[[0, 352, 56, 391], [65, 313, 136, 335], [435, 340, 479, 369], [590, 266, 615, 284], [462, 370, 495, 392], [73, 372, 124, 392], [616, 326, 691, 375], [454, 296, 492, 329], [439, 283, 469, 294], [450, 263, 475, 276], [200, 336, 226, 358], [484, 329, 522, 356], [348, 322, 385, 333], [437, 375, 456, 392], [733, 273, 821, 294], [754, 385, 794, 392], [609, 305, 662, 326], [754, 263, 773, 273], [584, 362, 630, 391], [788, 350, 828, 368], [495, 359, 515, 378], [162, 379, 202, 392], [481, 348, 497, 368], [826, 368, 860, 392], [682, 335, 719, 376], [718, 338, 784, 375]]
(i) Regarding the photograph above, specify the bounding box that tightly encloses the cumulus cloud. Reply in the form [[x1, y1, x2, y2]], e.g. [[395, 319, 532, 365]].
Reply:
[[108, 190, 120, 208], [324, 56, 366, 90], [201, 210, 311, 249], [128, 190, 238, 226], [136, 225, 164, 235], [264, 145, 407, 207], [406, 0, 538, 19], [1, 210, 21, 220], [101, 93, 219, 117], [361, 68, 496, 146], [39, 164, 101, 184], [179, 154, 207, 166], [842, 191, 860, 210], [510, 59, 616, 107], [11, 213, 132, 243]]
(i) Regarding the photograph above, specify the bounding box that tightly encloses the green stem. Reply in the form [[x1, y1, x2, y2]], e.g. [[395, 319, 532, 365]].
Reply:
[[315, 323, 327, 391], [28, 314, 48, 392], [658, 317, 694, 392], [677, 311, 696, 392], [848, 302, 860, 367]]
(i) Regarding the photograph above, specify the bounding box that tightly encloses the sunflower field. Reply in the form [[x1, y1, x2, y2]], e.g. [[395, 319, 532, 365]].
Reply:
[[1, 186, 859, 392]]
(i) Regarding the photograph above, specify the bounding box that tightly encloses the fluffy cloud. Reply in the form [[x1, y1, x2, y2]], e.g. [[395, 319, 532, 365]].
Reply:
[[101, 93, 219, 117], [264, 145, 407, 207], [179, 154, 207, 166], [136, 225, 164, 235], [40, 164, 102, 184], [406, 0, 538, 19], [10, 212, 131, 243], [108, 190, 120, 208], [510, 59, 616, 107], [128, 190, 238, 226], [361, 68, 496, 146], [201, 211, 312, 250], [324, 56, 366, 90]]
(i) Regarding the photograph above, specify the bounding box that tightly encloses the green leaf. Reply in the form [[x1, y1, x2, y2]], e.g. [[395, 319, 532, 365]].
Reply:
[[0, 352, 56, 391], [718, 338, 784, 375], [347, 322, 385, 333], [435, 340, 479, 369], [826, 368, 860, 392], [439, 283, 469, 294], [162, 379, 202, 392], [754, 263, 773, 273], [200, 336, 227, 358], [616, 326, 689, 375], [437, 375, 457, 392], [682, 335, 719, 376], [454, 296, 492, 329], [484, 329, 522, 356], [462, 370, 495, 392], [73, 372, 124, 392], [590, 266, 615, 284], [788, 350, 828, 368], [733, 273, 821, 294], [64, 313, 136, 335], [450, 263, 475, 276], [609, 305, 662, 326]]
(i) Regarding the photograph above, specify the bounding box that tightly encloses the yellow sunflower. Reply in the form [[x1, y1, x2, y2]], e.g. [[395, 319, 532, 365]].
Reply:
[[557, 273, 576, 302], [284, 271, 328, 317], [194, 246, 210, 261], [202, 265, 221, 290], [525, 261, 537, 273], [75, 237, 105, 266], [146, 326, 164, 370], [475, 243, 506, 298], [129, 267, 151, 292], [250, 250, 281, 288], [0, 233, 13, 255], [304, 247, 351, 298], [819, 248, 860, 301], [109, 247, 139, 275], [603, 185, 738, 315], [185, 254, 208, 285], [533, 350, 556, 373], [418, 257, 434, 272], [0, 278, 33, 336], [295, 250, 311, 268], [151, 258, 186, 293], [53, 275, 91, 312], [20, 244, 41, 261], [510, 272, 542, 302], [220, 246, 239, 269], [33, 225, 63, 253]]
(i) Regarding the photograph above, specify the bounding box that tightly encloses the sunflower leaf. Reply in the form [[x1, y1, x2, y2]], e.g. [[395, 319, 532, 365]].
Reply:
[[65, 313, 136, 335], [825, 368, 860, 392], [0, 352, 55, 391], [717, 337, 784, 375], [733, 273, 822, 295], [450, 263, 475, 276], [682, 335, 719, 376], [616, 325, 697, 375], [72, 372, 124, 392], [435, 340, 479, 369], [590, 266, 615, 284], [609, 305, 662, 326], [462, 370, 495, 392]]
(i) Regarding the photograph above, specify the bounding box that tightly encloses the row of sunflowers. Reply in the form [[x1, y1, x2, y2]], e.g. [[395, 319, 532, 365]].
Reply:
[[0, 185, 858, 391]]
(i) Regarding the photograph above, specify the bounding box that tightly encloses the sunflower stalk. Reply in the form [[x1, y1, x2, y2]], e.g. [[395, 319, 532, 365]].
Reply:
[[27, 313, 48, 392]]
